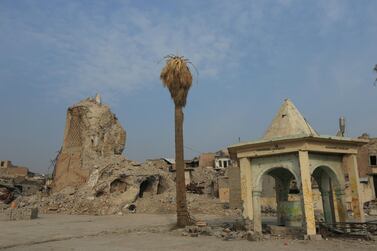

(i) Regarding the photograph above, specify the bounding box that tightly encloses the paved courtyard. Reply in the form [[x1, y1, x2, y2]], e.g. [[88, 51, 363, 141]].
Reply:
[[1, 214, 376, 251]]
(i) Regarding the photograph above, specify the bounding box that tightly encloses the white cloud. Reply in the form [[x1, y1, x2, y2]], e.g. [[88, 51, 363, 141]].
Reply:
[[0, 1, 238, 101], [1, 0, 373, 102], [48, 2, 237, 100]]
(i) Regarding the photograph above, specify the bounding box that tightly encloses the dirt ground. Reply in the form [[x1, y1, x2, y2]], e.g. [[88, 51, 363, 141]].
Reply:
[[1, 214, 376, 251]]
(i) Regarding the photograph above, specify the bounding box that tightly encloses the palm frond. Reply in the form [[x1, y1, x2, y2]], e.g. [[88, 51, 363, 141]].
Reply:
[[160, 55, 193, 107]]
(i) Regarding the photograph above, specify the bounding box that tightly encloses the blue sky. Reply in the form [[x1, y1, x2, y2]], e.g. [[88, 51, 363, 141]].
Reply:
[[0, 0, 376, 173]]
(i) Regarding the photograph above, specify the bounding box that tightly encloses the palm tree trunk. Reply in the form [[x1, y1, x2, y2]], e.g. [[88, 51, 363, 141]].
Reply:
[[175, 105, 190, 227]]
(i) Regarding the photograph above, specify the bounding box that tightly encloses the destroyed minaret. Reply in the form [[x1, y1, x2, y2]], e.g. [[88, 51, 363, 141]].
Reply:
[[52, 94, 126, 191]]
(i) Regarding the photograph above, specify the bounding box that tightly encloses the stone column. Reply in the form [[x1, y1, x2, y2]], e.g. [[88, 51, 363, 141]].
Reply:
[[335, 188, 347, 222], [298, 151, 317, 236], [252, 190, 262, 233], [321, 191, 334, 224], [319, 174, 335, 224], [343, 154, 365, 222], [275, 178, 290, 226], [240, 157, 253, 220]]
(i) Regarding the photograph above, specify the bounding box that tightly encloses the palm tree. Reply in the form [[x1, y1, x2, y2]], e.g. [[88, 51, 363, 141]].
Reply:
[[160, 55, 193, 227]]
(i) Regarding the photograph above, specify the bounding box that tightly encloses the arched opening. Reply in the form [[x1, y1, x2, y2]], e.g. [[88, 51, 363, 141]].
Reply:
[[311, 165, 343, 224], [139, 177, 155, 198], [258, 167, 302, 231], [110, 178, 127, 193]]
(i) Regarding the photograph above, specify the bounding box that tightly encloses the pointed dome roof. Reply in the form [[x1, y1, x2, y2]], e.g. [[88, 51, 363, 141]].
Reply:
[[263, 99, 318, 140]]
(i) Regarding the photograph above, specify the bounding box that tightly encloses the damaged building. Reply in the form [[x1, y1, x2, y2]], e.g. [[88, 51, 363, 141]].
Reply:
[[198, 150, 232, 170], [47, 94, 169, 214], [356, 134, 377, 213], [228, 99, 368, 237], [9, 95, 230, 216], [0, 160, 46, 204]]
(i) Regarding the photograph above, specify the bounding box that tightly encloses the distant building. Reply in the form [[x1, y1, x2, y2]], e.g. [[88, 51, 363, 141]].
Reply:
[[198, 153, 215, 168], [214, 150, 232, 170], [356, 134, 377, 203], [0, 160, 46, 200], [0, 160, 28, 177], [158, 158, 194, 185], [198, 150, 232, 170]]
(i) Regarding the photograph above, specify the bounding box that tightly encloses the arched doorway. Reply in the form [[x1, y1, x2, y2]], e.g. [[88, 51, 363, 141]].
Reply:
[[256, 167, 303, 231], [311, 165, 346, 224]]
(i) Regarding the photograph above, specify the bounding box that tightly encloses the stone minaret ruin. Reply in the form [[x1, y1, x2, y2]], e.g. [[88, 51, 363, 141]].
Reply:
[[52, 95, 126, 191]]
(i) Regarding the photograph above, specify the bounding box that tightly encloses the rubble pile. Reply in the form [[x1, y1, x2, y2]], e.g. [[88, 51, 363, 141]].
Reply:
[[0, 186, 14, 204], [15, 158, 234, 216], [365, 200, 377, 216], [5, 95, 238, 217], [0, 170, 46, 205], [178, 220, 276, 241], [190, 166, 218, 195]]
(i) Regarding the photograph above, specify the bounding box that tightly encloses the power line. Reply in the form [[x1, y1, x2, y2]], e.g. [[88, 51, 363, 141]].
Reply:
[[184, 145, 201, 154]]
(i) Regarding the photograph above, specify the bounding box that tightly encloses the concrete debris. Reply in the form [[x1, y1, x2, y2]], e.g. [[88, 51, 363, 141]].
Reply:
[[365, 200, 377, 216], [195, 220, 208, 227], [303, 234, 323, 241], [14, 155, 236, 216], [369, 208, 377, 216], [181, 221, 276, 241], [186, 182, 204, 194], [0, 186, 14, 204], [246, 230, 264, 241]]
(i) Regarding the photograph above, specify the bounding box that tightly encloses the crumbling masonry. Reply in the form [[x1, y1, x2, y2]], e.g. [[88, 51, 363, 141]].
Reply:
[[52, 95, 126, 191]]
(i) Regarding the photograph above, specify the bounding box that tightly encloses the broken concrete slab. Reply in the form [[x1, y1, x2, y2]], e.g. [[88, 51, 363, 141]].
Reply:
[[303, 234, 323, 241]]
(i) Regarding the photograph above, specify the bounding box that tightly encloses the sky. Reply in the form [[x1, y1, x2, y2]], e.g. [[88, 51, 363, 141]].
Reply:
[[0, 0, 376, 174]]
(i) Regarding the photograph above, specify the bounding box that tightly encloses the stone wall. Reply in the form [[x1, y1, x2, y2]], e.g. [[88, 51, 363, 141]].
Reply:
[[0, 167, 28, 177], [228, 165, 241, 208], [218, 176, 229, 203], [199, 153, 215, 168]]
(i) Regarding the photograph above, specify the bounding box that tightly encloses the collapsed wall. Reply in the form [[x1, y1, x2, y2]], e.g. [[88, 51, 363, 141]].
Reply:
[[52, 95, 126, 191]]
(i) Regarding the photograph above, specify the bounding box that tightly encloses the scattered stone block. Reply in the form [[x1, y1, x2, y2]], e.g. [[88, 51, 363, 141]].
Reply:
[[368, 208, 377, 216], [196, 220, 207, 227], [5, 207, 38, 221], [303, 234, 322, 241], [247, 230, 263, 241], [190, 232, 199, 237]]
